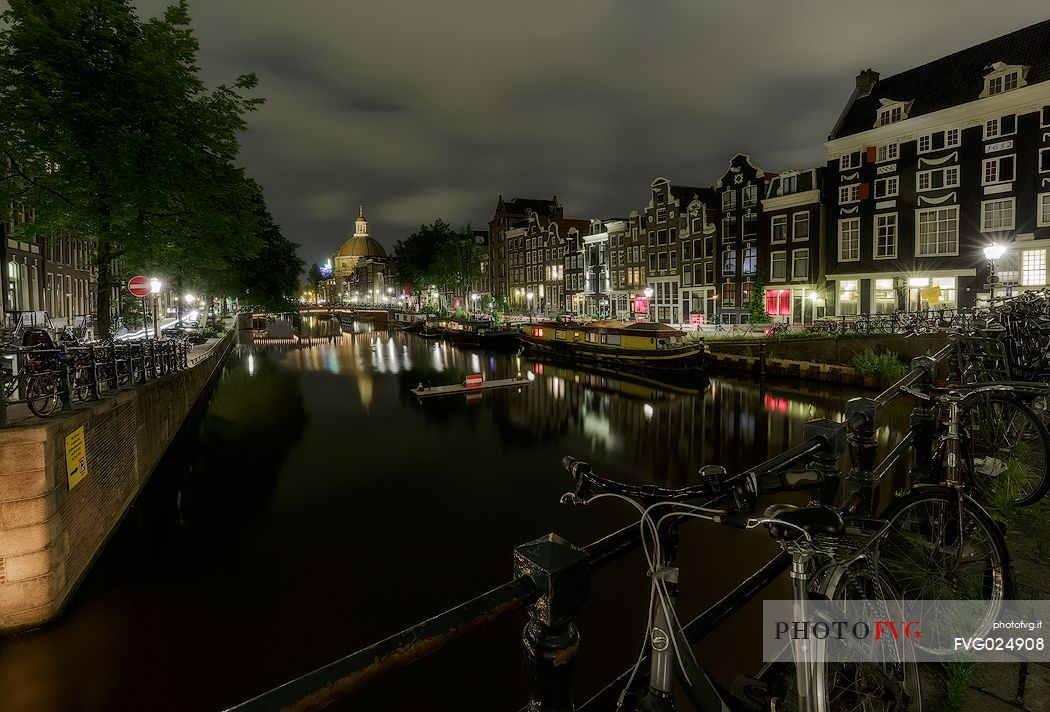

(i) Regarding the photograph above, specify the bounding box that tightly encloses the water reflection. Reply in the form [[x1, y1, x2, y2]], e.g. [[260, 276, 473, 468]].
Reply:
[[0, 319, 910, 712]]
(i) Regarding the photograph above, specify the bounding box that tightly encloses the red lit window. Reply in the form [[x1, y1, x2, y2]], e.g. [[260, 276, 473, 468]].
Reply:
[[532, 328, 544, 337], [765, 289, 791, 316]]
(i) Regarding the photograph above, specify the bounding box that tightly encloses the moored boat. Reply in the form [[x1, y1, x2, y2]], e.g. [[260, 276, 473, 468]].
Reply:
[[518, 320, 704, 370]]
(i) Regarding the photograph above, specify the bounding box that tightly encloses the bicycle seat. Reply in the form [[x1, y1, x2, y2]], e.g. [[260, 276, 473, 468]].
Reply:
[[762, 504, 844, 540]]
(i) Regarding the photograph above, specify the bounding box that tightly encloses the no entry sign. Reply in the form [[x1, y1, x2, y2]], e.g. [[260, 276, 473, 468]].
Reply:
[[128, 275, 151, 298]]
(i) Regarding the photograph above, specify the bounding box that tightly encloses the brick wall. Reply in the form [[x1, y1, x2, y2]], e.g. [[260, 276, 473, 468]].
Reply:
[[0, 332, 234, 631]]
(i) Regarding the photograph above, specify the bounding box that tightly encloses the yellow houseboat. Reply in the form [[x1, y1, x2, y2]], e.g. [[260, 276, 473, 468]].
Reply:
[[518, 320, 704, 371]]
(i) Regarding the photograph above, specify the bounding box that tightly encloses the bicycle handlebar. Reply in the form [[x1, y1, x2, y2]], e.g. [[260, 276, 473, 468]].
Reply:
[[560, 456, 823, 515]]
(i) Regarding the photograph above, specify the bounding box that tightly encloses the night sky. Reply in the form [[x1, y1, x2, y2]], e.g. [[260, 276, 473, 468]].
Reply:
[[86, 3, 1050, 264]]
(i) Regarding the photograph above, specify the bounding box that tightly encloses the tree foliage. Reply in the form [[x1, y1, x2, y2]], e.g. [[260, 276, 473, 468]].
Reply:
[[391, 219, 482, 298], [745, 269, 771, 323], [0, 0, 269, 336]]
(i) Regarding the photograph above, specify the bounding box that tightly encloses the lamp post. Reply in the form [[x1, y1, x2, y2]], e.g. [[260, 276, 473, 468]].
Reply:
[[149, 278, 161, 339], [643, 286, 653, 323], [984, 243, 1006, 300], [526, 291, 534, 323]]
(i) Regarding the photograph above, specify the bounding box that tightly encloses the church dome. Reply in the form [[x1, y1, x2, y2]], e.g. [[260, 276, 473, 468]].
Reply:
[[336, 235, 386, 259]]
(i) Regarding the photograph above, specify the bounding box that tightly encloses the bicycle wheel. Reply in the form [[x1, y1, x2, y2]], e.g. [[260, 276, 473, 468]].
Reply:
[[761, 565, 922, 711], [878, 488, 1012, 602], [965, 393, 1050, 508], [26, 375, 59, 417]]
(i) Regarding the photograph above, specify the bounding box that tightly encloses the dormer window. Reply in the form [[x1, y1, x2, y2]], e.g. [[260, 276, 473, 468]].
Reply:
[[981, 62, 1028, 98], [875, 99, 909, 127]]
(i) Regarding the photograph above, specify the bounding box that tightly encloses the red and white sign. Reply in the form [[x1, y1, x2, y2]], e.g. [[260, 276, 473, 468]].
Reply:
[[633, 296, 649, 313], [128, 275, 151, 298], [464, 373, 484, 389]]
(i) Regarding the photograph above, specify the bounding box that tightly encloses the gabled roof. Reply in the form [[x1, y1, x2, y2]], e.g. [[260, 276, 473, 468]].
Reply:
[[832, 18, 1050, 139], [497, 196, 561, 217]]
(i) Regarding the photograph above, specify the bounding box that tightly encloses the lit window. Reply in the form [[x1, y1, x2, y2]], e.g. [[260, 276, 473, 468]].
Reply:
[[742, 246, 757, 274], [722, 282, 736, 306], [1023, 250, 1046, 286], [874, 279, 897, 314], [839, 279, 859, 316]]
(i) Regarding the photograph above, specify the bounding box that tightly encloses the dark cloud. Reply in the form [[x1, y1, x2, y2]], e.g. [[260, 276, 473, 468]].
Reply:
[[72, 2, 1050, 265]]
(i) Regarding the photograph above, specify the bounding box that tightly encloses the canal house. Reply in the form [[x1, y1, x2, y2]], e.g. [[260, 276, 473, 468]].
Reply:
[[824, 19, 1050, 314]]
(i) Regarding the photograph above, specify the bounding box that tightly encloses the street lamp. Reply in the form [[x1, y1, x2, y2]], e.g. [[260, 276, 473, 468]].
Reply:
[[149, 278, 162, 339], [526, 291, 534, 323], [984, 243, 1007, 299], [643, 286, 653, 322], [470, 292, 479, 315]]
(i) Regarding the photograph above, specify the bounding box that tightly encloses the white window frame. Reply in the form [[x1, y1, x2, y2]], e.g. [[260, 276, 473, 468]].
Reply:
[[839, 153, 858, 171], [916, 206, 959, 257], [876, 142, 899, 163], [839, 184, 860, 204], [722, 190, 736, 211], [1022, 249, 1046, 287], [983, 115, 1017, 141], [742, 184, 757, 207], [946, 128, 960, 148], [982, 64, 1026, 98], [771, 215, 788, 244], [838, 218, 860, 263], [917, 166, 960, 192], [791, 248, 810, 281], [874, 176, 899, 199], [982, 155, 1015, 186], [1040, 148, 1050, 173], [918, 134, 932, 153], [1040, 193, 1050, 228], [877, 103, 904, 127], [980, 197, 1015, 232], [770, 251, 787, 282], [792, 212, 810, 242], [874, 213, 898, 260]]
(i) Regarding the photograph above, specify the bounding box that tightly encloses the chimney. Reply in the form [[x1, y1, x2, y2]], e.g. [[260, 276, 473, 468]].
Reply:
[[856, 69, 879, 98]]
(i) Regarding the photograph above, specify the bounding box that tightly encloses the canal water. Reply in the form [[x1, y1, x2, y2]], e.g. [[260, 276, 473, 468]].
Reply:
[[0, 318, 911, 712]]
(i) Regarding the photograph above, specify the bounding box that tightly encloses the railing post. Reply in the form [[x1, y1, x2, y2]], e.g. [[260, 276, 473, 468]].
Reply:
[[514, 533, 589, 712], [844, 397, 879, 516], [109, 342, 118, 390], [89, 346, 101, 401], [58, 349, 73, 412], [908, 355, 938, 486], [803, 418, 846, 507]]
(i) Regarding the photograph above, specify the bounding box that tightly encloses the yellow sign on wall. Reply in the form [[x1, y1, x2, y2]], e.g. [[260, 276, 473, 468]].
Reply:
[[66, 425, 89, 490], [921, 286, 943, 304]]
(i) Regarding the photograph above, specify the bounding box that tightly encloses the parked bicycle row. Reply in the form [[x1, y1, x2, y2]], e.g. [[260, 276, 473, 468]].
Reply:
[[1, 337, 191, 425], [560, 342, 1050, 710]]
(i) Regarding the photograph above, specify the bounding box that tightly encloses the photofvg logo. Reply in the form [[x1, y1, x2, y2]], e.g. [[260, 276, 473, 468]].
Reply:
[[762, 600, 1050, 663]]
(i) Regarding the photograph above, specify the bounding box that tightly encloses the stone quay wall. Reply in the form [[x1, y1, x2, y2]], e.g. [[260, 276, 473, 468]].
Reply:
[[0, 331, 234, 631]]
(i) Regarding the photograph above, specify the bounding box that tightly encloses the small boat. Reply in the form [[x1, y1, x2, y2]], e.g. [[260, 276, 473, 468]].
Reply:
[[445, 319, 520, 348], [518, 320, 704, 371]]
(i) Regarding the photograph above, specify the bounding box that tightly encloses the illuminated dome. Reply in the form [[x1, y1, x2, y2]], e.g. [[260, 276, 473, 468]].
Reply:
[[336, 235, 386, 259], [334, 205, 386, 276]]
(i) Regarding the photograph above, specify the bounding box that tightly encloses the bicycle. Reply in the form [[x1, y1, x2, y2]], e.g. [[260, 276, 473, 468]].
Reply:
[[869, 381, 1050, 627], [560, 457, 921, 711]]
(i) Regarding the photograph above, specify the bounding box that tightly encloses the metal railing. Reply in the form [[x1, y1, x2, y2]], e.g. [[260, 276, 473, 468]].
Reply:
[[226, 345, 957, 712], [1, 338, 191, 427]]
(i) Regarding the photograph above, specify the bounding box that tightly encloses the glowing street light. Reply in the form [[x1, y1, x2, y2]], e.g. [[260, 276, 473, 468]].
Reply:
[[983, 243, 1007, 261], [984, 243, 1007, 298], [149, 278, 162, 339], [526, 291, 534, 323]]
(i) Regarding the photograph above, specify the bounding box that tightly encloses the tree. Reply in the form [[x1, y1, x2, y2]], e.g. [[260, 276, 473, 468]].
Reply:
[[0, 0, 263, 336], [432, 225, 482, 299], [307, 262, 324, 290], [391, 219, 455, 299], [745, 270, 771, 323]]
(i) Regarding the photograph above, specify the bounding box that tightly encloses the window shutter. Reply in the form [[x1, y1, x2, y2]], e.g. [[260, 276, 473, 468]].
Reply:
[[859, 183, 871, 200], [866, 146, 877, 163], [1002, 115, 1016, 134], [1002, 156, 1015, 181]]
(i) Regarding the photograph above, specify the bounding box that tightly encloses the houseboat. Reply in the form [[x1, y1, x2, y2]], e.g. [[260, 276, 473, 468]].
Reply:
[[518, 320, 704, 371]]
